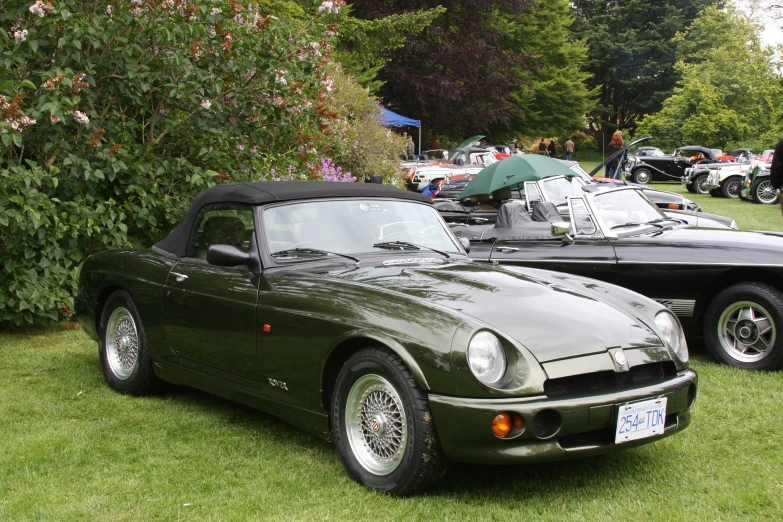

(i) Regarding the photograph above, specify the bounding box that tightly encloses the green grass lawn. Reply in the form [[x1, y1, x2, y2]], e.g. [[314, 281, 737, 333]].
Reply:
[[3, 182, 783, 520], [2, 327, 782, 521]]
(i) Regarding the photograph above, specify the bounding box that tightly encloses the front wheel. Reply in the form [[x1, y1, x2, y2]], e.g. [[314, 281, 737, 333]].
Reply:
[[703, 283, 783, 370], [99, 290, 162, 395], [721, 177, 741, 199], [685, 183, 696, 194], [631, 168, 651, 184], [693, 174, 709, 195], [331, 347, 449, 495], [752, 179, 779, 205]]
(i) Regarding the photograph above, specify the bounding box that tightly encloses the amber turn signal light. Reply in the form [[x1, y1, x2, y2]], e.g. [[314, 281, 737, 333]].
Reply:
[[491, 413, 512, 438], [512, 413, 524, 431], [263, 324, 271, 333], [668, 204, 680, 209]]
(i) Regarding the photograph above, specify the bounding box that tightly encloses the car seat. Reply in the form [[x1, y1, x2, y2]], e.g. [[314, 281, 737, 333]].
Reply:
[[531, 201, 561, 223], [196, 216, 248, 258]]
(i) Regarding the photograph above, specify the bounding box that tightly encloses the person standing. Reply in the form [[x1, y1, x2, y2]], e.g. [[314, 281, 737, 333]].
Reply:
[[605, 131, 625, 180], [406, 136, 415, 160], [565, 138, 575, 161], [509, 137, 518, 153], [547, 139, 557, 158], [770, 138, 783, 217], [538, 138, 547, 155]]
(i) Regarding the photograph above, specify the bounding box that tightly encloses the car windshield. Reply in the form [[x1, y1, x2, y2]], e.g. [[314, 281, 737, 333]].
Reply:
[[591, 190, 666, 231], [540, 177, 583, 204], [762, 150, 774, 157], [264, 200, 461, 256], [643, 148, 665, 157]]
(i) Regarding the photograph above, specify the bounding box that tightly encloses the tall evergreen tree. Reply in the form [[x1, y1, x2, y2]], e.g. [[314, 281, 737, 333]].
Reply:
[[570, 0, 718, 148], [499, 0, 595, 138], [349, 0, 535, 139]]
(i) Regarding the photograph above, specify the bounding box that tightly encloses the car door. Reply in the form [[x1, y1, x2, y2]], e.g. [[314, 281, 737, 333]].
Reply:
[[163, 205, 261, 381], [488, 198, 618, 280]]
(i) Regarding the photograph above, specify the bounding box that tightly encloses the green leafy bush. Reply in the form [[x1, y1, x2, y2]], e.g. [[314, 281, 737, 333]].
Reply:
[[0, 0, 402, 325]]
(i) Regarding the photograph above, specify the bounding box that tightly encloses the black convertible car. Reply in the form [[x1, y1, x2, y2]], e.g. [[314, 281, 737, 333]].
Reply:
[[76, 181, 696, 495], [625, 146, 724, 184], [454, 186, 783, 371]]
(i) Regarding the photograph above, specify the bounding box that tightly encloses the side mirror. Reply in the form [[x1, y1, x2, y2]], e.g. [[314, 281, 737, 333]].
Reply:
[[550, 221, 574, 244], [207, 244, 251, 267], [459, 237, 471, 253]]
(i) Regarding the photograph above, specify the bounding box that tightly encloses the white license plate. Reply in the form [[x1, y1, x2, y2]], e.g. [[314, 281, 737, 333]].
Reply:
[[614, 397, 667, 444]]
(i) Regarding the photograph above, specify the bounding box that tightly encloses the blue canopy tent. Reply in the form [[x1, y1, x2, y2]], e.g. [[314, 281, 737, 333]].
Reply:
[[377, 105, 422, 157]]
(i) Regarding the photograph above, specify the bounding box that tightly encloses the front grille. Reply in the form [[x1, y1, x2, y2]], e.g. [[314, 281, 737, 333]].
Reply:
[[544, 362, 677, 399]]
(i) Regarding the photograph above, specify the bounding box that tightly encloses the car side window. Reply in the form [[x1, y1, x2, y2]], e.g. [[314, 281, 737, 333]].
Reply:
[[186, 205, 255, 260], [568, 199, 600, 237]]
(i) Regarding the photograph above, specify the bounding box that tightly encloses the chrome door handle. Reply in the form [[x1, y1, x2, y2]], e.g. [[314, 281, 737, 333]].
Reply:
[[496, 247, 520, 253], [171, 272, 188, 282]]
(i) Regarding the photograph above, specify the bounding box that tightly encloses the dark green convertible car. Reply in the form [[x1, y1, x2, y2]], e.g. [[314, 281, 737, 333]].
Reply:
[[76, 181, 697, 495]]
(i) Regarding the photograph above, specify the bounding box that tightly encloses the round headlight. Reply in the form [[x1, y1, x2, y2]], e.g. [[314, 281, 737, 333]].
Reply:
[[468, 332, 506, 385], [654, 311, 688, 363]]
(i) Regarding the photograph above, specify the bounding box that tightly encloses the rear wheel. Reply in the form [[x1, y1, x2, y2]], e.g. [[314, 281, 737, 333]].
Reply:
[[685, 183, 696, 194], [331, 347, 449, 495], [631, 168, 651, 184], [721, 177, 741, 199], [693, 174, 709, 195], [752, 179, 779, 205], [703, 283, 783, 371], [99, 290, 162, 395]]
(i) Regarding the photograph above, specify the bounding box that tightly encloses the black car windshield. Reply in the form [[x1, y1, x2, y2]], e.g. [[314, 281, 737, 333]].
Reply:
[[592, 190, 666, 230], [540, 177, 583, 204], [264, 200, 461, 256]]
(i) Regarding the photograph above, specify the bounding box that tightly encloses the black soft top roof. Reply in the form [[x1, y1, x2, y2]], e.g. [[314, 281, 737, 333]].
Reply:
[[154, 181, 430, 257]]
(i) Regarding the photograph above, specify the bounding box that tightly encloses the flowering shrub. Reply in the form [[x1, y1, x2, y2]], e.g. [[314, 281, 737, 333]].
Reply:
[[318, 158, 356, 182], [0, 0, 401, 324]]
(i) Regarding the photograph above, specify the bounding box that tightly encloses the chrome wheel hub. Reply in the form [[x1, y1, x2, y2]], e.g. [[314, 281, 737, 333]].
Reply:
[[345, 374, 407, 476], [637, 171, 649, 183], [718, 301, 775, 363], [105, 307, 139, 380], [696, 178, 708, 193], [726, 180, 740, 197]]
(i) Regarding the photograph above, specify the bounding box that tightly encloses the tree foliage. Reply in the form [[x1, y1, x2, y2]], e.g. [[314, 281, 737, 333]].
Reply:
[[502, 0, 595, 138], [0, 0, 401, 325], [570, 0, 717, 147], [637, 6, 783, 150], [349, 0, 535, 139]]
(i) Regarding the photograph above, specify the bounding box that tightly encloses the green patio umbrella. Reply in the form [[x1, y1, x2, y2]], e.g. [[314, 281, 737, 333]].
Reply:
[[457, 155, 576, 200]]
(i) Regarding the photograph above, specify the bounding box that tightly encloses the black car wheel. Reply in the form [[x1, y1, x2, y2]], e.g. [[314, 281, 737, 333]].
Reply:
[[331, 347, 449, 495], [704, 283, 783, 371], [693, 174, 709, 195], [99, 290, 162, 395], [709, 188, 722, 198], [685, 183, 696, 194], [752, 179, 779, 205], [631, 168, 651, 184], [721, 177, 741, 199]]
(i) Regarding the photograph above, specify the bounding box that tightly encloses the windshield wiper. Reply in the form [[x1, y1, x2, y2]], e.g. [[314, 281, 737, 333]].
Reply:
[[271, 248, 360, 263], [610, 219, 665, 231], [372, 241, 453, 259]]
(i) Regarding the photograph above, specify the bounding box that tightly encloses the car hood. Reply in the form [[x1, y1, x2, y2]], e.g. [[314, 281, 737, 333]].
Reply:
[[614, 227, 783, 265], [335, 261, 663, 363]]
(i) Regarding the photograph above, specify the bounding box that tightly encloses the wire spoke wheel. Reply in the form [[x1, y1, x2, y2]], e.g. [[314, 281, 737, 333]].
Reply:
[[718, 301, 776, 363], [345, 374, 408, 476], [695, 176, 709, 194], [105, 307, 139, 380], [756, 180, 778, 204]]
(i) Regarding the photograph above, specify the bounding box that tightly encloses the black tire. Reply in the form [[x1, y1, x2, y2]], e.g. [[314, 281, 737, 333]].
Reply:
[[752, 178, 779, 205], [331, 347, 449, 496], [685, 183, 696, 194], [98, 290, 162, 395], [631, 168, 651, 185], [709, 188, 722, 198], [721, 177, 741, 199], [703, 282, 783, 371], [692, 174, 709, 195]]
